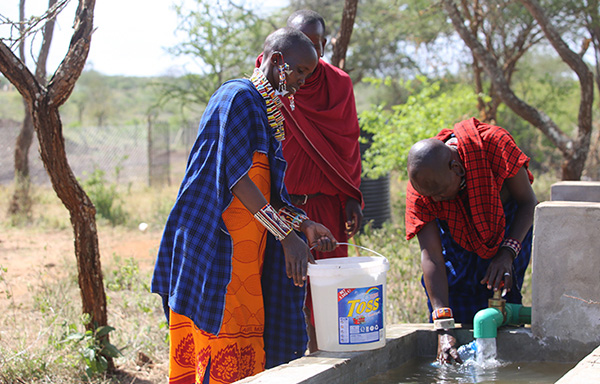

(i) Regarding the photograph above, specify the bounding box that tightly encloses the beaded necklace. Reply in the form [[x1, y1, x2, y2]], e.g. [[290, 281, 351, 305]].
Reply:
[[250, 68, 285, 141]]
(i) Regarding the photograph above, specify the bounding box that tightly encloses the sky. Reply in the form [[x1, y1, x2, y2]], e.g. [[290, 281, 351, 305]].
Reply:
[[0, 0, 287, 77]]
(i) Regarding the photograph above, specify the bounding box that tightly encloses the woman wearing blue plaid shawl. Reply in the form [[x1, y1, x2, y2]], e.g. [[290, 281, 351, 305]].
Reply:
[[152, 28, 337, 384]]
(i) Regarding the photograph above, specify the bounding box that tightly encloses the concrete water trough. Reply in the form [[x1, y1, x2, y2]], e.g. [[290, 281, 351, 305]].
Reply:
[[235, 324, 599, 383]]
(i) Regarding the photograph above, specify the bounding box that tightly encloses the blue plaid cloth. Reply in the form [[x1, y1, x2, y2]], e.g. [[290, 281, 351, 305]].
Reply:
[[151, 78, 291, 336], [423, 198, 533, 324], [262, 234, 308, 368]]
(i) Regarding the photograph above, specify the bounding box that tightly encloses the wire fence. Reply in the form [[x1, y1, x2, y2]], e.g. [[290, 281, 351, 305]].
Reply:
[[2, 118, 598, 191], [0, 119, 198, 187]]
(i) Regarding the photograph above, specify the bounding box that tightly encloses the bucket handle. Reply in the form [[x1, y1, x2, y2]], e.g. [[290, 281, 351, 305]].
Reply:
[[310, 242, 386, 258]]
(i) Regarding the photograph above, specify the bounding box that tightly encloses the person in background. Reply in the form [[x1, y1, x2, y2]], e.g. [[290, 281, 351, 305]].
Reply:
[[405, 117, 537, 364], [151, 28, 337, 384], [259, 10, 364, 366]]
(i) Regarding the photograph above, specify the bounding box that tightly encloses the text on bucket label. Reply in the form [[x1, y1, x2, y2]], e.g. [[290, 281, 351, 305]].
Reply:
[[337, 285, 384, 345]]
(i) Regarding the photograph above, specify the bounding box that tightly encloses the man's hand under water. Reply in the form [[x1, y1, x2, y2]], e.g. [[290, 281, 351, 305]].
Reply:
[[437, 330, 463, 365]]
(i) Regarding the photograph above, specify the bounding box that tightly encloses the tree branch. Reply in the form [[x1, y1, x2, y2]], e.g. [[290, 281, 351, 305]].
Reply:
[[330, 0, 358, 69], [2, 0, 70, 47], [35, 0, 59, 82], [0, 41, 41, 103], [440, 0, 572, 154], [47, 0, 96, 107], [518, 0, 594, 155]]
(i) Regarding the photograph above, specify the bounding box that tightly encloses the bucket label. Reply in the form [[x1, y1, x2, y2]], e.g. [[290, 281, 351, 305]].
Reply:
[[337, 285, 384, 345]]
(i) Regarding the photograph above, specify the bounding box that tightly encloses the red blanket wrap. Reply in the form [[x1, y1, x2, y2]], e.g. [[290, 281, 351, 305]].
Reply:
[[405, 118, 533, 259], [257, 56, 363, 259]]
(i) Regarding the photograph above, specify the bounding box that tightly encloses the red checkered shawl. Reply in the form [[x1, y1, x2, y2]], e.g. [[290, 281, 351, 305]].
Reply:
[[405, 118, 533, 259]]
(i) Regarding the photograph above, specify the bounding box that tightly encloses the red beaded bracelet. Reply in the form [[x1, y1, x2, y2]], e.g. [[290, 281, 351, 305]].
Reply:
[[501, 237, 522, 259], [278, 206, 309, 232], [432, 307, 453, 320]]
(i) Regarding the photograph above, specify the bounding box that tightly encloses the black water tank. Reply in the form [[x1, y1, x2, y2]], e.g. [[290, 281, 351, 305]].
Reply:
[[359, 131, 392, 230], [360, 174, 392, 229]]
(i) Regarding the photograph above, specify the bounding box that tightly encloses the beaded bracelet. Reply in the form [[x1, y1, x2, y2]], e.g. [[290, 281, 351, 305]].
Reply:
[[278, 206, 309, 232], [432, 307, 453, 321], [501, 237, 522, 259], [254, 203, 293, 241]]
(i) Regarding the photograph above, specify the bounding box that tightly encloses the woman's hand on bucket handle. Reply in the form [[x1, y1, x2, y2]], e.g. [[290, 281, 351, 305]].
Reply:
[[301, 220, 338, 253], [281, 233, 312, 286]]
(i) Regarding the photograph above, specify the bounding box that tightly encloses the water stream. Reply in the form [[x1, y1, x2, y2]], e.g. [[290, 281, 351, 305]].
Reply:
[[361, 338, 576, 384], [469, 338, 500, 368]]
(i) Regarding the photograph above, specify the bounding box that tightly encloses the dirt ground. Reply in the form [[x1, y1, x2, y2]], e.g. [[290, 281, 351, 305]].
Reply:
[[0, 226, 162, 304], [0, 223, 168, 383]]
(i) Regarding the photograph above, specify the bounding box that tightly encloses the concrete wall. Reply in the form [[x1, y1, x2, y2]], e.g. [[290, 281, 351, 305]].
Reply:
[[531, 201, 600, 345], [551, 181, 600, 202]]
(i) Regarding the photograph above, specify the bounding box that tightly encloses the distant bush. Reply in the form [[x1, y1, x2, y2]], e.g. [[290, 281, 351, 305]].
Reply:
[[81, 168, 127, 226], [360, 77, 480, 179]]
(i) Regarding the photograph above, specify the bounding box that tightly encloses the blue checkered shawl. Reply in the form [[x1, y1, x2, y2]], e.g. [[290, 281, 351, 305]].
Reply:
[[262, 235, 308, 368], [151, 79, 291, 336]]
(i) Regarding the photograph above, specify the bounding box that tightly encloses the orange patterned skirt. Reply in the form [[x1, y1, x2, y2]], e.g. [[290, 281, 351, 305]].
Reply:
[[168, 152, 270, 384]]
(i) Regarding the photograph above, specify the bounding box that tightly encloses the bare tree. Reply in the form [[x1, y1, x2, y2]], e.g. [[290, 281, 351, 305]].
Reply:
[[329, 0, 358, 69], [0, 0, 113, 369], [582, 0, 600, 179], [456, 1, 545, 123], [442, 0, 594, 180], [586, 0, 600, 103], [8, 0, 58, 217]]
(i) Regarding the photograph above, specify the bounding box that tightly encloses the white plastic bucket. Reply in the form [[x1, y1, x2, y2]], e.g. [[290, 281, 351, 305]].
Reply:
[[307, 247, 389, 352]]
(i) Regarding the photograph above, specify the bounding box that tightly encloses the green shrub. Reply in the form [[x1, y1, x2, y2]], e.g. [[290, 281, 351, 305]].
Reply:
[[81, 168, 127, 226], [62, 316, 121, 378], [360, 77, 480, 179]]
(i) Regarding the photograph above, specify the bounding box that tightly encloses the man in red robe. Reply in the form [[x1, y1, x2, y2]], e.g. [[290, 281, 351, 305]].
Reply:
[[259, 10, 364, 364], [282, 10, 363, 258], [405, 118, 537, 364]]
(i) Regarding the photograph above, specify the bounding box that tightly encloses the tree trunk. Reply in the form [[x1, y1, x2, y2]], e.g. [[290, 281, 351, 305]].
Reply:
[[0, 0, 113, 371], [330, 0, 358, 70], [442, 0, 593, 180], [14, 101, 34, 179], [9, 0, 33, 217], [8, 99, 35, 218], [34, 103, 108, 328], [10, 0, 57, 216]]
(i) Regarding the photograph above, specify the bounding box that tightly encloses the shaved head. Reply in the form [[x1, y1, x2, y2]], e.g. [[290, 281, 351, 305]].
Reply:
[[287, 9, 326, 31], [407, 138, 464, 201], [259, 27, 318, 97], [408, 139, 451, 178], [286, 10, 327, 58], [263, 27, 315, 58]]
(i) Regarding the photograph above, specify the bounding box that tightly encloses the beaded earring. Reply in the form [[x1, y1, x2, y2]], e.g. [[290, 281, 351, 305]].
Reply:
[[277, 58, 295, 111], [278, 63, 289, 94]]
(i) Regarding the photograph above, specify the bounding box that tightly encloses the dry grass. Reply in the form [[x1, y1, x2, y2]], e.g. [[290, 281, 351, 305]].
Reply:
[[0, 184, 173, 384], [0, 172, 554, 382]]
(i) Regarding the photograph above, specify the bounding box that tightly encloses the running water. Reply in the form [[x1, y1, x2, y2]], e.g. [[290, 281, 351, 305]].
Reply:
[[362, 338, 573, 383], [475, 338, 500, 368], [361, 355, 576, 384], [458, 338, 502, 368]]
